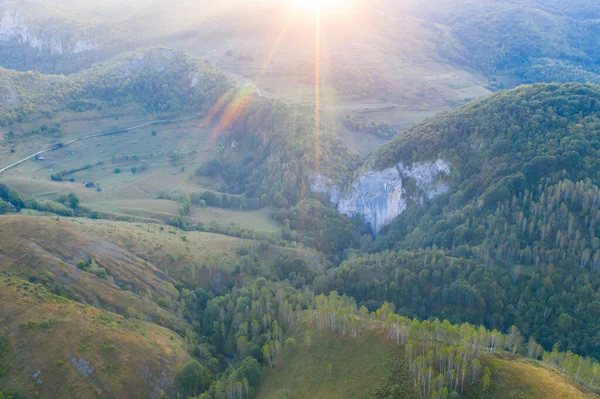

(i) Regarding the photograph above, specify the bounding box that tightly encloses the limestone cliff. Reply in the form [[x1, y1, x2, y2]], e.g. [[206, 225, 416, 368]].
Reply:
[[313, 160, 451, 234], [0, 8, 99, 55]]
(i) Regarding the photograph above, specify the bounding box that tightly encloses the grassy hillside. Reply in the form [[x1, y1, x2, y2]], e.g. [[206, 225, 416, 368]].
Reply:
[[0, 215, 179, 323], [484, 356, 598, 399], [0, 214, 320, 291], [257, 320, 597, 399], [257, 322, 394, 399], [0, 275, 190, 399]]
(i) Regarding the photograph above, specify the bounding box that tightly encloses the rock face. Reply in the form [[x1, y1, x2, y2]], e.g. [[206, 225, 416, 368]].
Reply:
[[338, 167, 406, 234], [71, 357, 94, 378], [313, 159, 451, 234], [0, 9, 99, 55]]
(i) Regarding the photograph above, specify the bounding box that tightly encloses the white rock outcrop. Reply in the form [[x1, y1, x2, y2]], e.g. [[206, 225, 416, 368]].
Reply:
[[338, 168, 407, 233], [313, 159, 451, 234], [0, 9, 99, 55]]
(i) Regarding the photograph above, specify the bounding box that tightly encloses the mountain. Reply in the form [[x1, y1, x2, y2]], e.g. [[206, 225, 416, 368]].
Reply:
[[0, 46, 229, 126], [397, 0, 600, 85], [320, 83, 600, 361]]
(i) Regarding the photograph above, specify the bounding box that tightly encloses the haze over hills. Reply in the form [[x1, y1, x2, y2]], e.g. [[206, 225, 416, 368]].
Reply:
[[1, 0, 600, 398]]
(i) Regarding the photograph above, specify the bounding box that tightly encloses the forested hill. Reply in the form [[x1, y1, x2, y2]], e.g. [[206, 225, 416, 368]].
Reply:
[[333, 83, 600, 359], [0, 47, 230, 126], [397, 0, 600, 84], [6, 0, 600, 88], [373, 83, 600, 247]]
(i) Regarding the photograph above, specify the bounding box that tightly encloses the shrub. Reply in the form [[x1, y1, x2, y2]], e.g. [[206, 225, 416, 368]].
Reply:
[[284, 338, 297, 353], [40, 320, 53, 329], [77, 260, 88, 271]]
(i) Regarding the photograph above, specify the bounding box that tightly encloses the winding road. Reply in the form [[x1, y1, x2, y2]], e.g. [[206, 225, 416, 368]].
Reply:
[[0, 74, 268, 176], [0, 116, 200, 176]]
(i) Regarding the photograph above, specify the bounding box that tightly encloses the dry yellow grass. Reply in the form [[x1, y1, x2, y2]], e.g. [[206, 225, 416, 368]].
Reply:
[[257, 321, 393, 399], [0, 215, 179, 323], [0, 275, 190, 399], [481, 356, 598, 399], [0, 214, 316, 293]]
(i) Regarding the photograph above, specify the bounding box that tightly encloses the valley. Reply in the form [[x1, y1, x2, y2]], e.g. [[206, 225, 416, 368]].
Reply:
[[1, 1, 600, 399]]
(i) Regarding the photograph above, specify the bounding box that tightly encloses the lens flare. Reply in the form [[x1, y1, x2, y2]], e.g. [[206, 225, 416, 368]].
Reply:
[[294, 0, 348, 11]]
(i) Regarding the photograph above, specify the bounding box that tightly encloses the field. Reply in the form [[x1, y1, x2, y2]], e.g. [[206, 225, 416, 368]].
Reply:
[[0, 275, 191, 399], [0, 104, 280, 233]]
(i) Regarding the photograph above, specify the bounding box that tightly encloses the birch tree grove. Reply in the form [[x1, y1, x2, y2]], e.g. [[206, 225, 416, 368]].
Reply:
[[306, 295, 600, 397], [177, 278, 599, 398]]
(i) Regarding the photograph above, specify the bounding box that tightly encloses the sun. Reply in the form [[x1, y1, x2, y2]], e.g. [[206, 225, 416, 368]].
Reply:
[[294, 0, 348, 11]]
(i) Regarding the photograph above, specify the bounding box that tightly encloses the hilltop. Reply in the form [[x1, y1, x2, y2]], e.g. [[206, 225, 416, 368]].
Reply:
[[0, 46, 229, 126], [258, 320, 597, 399]]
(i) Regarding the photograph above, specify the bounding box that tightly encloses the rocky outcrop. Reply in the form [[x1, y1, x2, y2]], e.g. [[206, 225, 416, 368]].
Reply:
[[71, 357, 94, 378], [313, 159, 451, 234], [338, 168, 406, 233], [0, 9, 99, 55]]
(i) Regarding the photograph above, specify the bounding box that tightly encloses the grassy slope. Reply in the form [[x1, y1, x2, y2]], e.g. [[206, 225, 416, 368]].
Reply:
[[0, 215, 317, 290], [478, 356, 598, 399], [257, 320, 393, 399], [0, 275, 190, 399], [257, 320, 598, 399], [0, 215, 179, 322]]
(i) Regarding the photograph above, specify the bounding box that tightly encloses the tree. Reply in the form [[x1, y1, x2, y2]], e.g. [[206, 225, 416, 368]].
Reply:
[[77, 260, 88, 271], [238, 356, 262, 386], [68, 193, 80, 209], [6, 188, 24, 208], [0, 200, 12, 214], [236, 336, 249, 354], [263, 344, 272, 368], [327, 363, 333, 378], [177, 360, 211, 397], [556, 313, 572, 333], [471, 359, 482, 384], [527, 337, 541, 359], [482, 367, 491, 391], [207, 357, 219, 374]]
